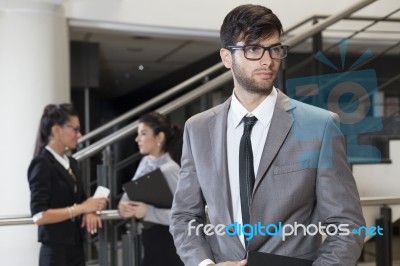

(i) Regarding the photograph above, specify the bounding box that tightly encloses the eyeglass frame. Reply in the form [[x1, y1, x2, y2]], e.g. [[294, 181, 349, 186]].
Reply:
[[63, 124, 81, 133], [226, 44, 289, 60]]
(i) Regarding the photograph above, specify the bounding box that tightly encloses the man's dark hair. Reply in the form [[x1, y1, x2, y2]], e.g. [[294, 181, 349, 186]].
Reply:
[[220, 4, 283, 48]]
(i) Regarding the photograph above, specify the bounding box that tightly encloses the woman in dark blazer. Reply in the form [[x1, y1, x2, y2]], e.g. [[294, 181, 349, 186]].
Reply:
[[28, 103, 108, 266]]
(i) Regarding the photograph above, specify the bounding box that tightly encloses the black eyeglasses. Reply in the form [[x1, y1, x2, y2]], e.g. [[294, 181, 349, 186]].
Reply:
[[64, 124, 81, 133], [226, 44, 289, 60]]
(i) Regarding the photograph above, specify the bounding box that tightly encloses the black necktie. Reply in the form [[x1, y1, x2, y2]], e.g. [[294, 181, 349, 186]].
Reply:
[[239, 116, 258, 247]]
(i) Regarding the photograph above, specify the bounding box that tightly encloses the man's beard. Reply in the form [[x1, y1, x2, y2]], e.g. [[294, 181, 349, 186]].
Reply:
[[231, 60, 274, 95]]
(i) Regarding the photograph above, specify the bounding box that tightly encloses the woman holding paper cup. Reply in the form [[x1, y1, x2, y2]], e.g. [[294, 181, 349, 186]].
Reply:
[[118, 112, 183, 266], [28, 103, 108, 266]]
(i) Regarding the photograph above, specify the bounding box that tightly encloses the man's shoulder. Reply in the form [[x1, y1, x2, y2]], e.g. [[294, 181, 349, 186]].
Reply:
[[186, 100, 228, 127], [288, 97, 336, 122]]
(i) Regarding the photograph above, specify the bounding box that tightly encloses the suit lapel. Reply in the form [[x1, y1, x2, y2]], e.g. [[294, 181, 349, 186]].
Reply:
[[208, 98, 246, 252], [254, 91, 296, 191], [208, 98, 233, 221], [43, 149, 76, 193]]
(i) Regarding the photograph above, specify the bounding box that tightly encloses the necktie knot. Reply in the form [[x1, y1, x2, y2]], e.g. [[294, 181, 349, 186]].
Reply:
[[243, 116, 258, 133]]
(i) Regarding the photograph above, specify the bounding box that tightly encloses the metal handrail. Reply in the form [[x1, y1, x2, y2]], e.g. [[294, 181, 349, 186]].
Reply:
[[284, 0, 377, 47], [2, 196, 400, 226], [287, 7, 400, 76], [73, 0, 376, 162], [77, 62, 225, 144], [360, 196, 400, 206], [0, 216, 34, 226], [73, 71, 232, 161], [0, 210, 123, 226]]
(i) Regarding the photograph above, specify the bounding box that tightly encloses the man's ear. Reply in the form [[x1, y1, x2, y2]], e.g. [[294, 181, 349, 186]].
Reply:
[[220, 48, 232, 69]]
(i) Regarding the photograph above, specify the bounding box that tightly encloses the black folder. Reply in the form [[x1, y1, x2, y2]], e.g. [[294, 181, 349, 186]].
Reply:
[[122, 168, 173, 208], [247, 251, 313, 266]]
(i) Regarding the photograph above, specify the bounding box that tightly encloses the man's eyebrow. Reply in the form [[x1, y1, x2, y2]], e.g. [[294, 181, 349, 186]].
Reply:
[[270, 42, 282, 47], [244, 42, 282, 47], [261, 42, 282, 47]]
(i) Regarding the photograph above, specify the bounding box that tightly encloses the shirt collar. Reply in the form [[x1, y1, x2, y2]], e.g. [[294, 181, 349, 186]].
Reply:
[[147, 152, 170, 166], [45, 146, 70, 170], [230, 87, 277, 128]]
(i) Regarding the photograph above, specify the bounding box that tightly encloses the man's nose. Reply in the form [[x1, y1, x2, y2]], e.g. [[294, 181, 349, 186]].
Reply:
[[259, 50, 272, 66]]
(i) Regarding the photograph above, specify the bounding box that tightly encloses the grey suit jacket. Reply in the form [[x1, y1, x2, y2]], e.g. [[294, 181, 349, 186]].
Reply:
[[170, 90, 365, 266]]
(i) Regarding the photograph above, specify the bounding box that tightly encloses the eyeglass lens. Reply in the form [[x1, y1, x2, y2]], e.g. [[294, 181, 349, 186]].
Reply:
[[244, 45, 287, 60], [65, 124, 80, 133]]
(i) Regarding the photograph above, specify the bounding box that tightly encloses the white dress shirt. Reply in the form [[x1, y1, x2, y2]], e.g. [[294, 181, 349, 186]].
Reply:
[[199, 88, 277, 266]]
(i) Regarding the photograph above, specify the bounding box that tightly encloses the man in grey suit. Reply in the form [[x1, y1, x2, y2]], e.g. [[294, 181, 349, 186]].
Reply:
[[170, 4, 365, 266]]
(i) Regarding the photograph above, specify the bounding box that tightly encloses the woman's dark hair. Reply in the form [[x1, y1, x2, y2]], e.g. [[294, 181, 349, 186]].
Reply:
[[220, 4, 283, 48], [139, 112, 183, 165], [33, 103, 78, 157]]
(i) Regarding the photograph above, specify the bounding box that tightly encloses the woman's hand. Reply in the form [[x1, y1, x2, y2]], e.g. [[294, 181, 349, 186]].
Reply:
[[118, 200, 147, 219], [130, 201, 148, 219], [118, 200, 136, 218], [79, 197, 108, 214], [81, 213, 102, 234]]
